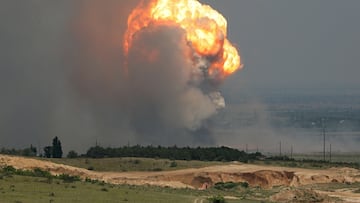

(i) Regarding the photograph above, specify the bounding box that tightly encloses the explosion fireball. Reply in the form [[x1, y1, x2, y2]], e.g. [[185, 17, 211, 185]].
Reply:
[[72, 0, 243, 144], [124, 0, 242, 78]]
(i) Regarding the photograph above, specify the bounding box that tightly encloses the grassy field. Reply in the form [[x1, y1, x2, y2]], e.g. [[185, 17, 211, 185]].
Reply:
[[0, 174, 271, 203], [2, 156, 359, 202], [44, 157, 226, 172], [292, 152, 360, 163], [40, 155, 360, 176]]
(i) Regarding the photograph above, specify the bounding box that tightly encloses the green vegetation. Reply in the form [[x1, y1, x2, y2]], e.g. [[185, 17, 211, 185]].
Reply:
[[208, 195, 226, 203], [0, 165, 81, 183], [43, 136, 63, 158], [46, 157, 226, 172], [0, 175, 196, 203], [0, 165, 270, 203], [0, 145, 37, 157], [52, 136, 63, 158], [85, 145, 262, 162], [66, 150, 78, 158], [258, 156, 360, 169]]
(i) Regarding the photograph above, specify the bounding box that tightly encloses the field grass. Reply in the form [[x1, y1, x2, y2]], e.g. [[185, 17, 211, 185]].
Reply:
[[0, 174, 272, 203], [44, 157, 226, 172], [0, 175, 195, 203], [3, 156, 358, 202], [42, 154, 359, 175], [246, 152, 360, 170], [292, 152, 360, 163]]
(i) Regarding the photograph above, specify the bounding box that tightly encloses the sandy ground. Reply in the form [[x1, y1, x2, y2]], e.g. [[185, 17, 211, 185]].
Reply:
[[1, 155, 359, 202]]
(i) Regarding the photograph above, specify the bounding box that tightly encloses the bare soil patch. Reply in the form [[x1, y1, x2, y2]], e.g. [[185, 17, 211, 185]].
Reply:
[[1, 155, 359, 202]]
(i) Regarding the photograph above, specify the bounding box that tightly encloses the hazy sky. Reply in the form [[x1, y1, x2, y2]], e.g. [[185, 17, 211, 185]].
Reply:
[[1, 1, 360, 152], [202, 0, 360, 90]]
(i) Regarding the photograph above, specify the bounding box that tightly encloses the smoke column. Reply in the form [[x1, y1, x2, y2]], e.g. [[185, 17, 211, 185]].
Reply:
[[0, 0, 241, 152], [69, 0, 243, 146]]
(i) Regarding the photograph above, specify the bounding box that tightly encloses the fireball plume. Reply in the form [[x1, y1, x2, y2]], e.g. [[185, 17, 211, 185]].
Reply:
[[71, 0, 243, 146], [121, 0, 243, 144], [124, 0, 242, 78]]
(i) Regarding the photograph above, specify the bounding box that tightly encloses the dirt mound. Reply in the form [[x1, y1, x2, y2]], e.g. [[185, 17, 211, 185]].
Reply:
[[270, 188, 332, 203], [168, 170, 296, 189], [237, 170, 295, 188], [1, 154, 359, 191], [0, 155, 97, 178]]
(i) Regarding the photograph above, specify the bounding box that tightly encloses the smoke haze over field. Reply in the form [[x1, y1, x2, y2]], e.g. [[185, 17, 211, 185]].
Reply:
[[0, 0, 226, 152], [1, 1, 360, 153]]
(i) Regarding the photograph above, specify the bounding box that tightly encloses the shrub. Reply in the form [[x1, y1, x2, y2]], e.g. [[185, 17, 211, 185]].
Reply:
[[67, 150, 78, 158], [239, 182, 249, 188], [58, 174, 81, 183], [85, 177, 99, 184], [170, 161, 177, 168], [208, 195, 226, 203], [2, 166, 16, 174], [214, 182, 237, 190], [33, 168, 51, 178], [214, 181, 248, 190]]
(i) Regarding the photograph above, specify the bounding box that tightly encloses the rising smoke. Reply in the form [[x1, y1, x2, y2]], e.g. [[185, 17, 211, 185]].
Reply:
[[71, 0, 235, 146], [1, 1, 360, 154], [0, 0, 236, 151]]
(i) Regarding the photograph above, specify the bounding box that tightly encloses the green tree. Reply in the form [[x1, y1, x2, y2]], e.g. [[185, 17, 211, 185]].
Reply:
[[44, 146, 52, 158], [67, 150, 78, 158], [52, 137, 63, 158], [21, 145, 37, 157]]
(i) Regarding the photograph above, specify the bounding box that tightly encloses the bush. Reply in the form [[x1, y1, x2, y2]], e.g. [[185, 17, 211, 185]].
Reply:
[[214, 182, 237, 190], [33, 168, 51, 178], [170, 161, 177, 167], [214, 181, 249, 190], [208, 195, 226, 203], [57, 174, 81, 183], [2, 165, 16, 174], [239, 182, 249, 188], [100, 187, 108, 192], [67, 150, 78, 158]]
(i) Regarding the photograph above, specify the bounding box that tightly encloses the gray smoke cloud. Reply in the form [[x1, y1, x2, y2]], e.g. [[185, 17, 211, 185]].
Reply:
[[125, 25, 220, 144], [0, 1, 75, 150], [0, 0, 227, 153], [70, 0, 229, 146]]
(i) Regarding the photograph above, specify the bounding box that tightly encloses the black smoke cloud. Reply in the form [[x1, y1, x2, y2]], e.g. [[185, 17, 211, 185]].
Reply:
[[0, 0, 221, 153]]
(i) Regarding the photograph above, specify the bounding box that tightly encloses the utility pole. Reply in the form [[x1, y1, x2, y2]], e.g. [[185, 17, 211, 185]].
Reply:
[[329, 143, 332, 162], [246, 144, 248, 153], [279, 141, 282, 157], [322, 118, 326, 161], [290, 145, 293, 159]]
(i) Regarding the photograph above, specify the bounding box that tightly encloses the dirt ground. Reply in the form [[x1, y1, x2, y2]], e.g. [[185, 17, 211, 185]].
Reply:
[[1, 155, 359, 202]]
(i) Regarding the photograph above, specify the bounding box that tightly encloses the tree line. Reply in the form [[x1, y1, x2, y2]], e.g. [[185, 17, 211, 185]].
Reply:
[[85, 145, 262, 162], [0, 136, 62, 158], [0, 136, 263, 162]]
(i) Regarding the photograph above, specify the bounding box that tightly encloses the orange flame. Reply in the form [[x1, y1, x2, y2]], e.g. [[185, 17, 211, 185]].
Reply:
[[124, 0, 242, 77]]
